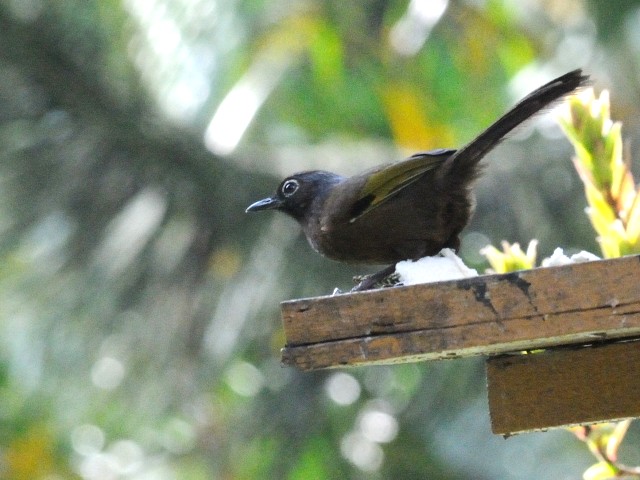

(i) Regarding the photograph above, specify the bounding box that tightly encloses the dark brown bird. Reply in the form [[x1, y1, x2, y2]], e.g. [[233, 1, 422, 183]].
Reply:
[[246, 69, 589, 290]]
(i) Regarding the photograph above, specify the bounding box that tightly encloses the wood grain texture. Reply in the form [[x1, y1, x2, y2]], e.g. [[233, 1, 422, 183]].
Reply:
[[281, 255, 640, 371], [487, 340, 640, 435]]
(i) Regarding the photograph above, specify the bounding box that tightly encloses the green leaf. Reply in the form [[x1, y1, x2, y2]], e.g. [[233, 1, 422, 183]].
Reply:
[[582, 461, 617, 480], [625, 192, 640, 245], [606, 420, 632, 461]]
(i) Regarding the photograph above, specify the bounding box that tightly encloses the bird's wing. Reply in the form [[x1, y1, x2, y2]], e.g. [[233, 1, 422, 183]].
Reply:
[[348, 149, 455, 223]]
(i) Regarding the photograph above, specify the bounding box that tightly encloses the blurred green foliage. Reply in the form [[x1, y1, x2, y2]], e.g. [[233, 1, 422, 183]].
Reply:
[[0, 0, 639, 479]]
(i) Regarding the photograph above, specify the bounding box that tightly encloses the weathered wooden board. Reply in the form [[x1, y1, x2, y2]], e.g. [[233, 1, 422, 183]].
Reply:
[[281, 255, 640, 371], [487, 339, 640, 435]]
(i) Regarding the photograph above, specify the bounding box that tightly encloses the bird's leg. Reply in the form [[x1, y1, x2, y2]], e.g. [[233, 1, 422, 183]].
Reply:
[[351, 264, 397, 292]]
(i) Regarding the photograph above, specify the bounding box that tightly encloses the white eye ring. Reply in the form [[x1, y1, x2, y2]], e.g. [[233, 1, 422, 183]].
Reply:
[[281, 179, 299, 197]]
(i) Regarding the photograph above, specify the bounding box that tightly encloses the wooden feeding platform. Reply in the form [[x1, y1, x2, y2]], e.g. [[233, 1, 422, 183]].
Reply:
[[279, 255, 640, 435]]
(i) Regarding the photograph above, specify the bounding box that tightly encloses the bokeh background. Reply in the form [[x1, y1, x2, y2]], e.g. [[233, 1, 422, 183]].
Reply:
[[1, 0, 640, 478]]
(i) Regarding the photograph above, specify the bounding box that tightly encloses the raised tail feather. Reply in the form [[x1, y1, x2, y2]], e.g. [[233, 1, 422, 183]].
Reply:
[[439, 69, 590, 183]]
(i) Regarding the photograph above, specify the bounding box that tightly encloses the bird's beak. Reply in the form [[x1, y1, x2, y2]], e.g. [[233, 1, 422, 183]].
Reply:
[[245, 196, 282, 213]]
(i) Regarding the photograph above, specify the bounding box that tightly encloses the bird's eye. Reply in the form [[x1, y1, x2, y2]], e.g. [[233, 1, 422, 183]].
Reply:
[[281, 179, 299, 197]]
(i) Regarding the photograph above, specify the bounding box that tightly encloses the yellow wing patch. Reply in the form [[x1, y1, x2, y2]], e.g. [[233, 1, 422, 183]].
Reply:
[[349, 149, 454, 223]]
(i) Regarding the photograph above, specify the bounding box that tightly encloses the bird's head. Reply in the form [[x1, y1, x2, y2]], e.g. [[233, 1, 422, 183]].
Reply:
[[245, 171, 343, 223]]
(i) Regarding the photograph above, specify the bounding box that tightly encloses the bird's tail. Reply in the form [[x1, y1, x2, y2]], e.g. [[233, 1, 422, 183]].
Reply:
[[439, 69, 590, 185]]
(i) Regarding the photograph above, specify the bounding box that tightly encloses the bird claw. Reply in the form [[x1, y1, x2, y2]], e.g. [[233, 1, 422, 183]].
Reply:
[[350, 264, 397, 292]]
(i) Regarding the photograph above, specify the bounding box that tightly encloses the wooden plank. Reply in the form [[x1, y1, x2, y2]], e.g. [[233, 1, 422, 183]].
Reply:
[[487, 340, 640, 435], [280, 255, 640, 371], [281, 306, 640, 370], [282, 255, 640, 345]]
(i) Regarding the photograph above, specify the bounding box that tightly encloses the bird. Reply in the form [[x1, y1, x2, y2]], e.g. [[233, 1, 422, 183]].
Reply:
[[246, 69, 589, 291]]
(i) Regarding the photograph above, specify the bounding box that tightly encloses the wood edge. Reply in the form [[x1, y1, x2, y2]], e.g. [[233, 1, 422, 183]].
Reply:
[[280, 255, 640, 346], [280, 255, 640, 308], [280, 328, 640, 371]]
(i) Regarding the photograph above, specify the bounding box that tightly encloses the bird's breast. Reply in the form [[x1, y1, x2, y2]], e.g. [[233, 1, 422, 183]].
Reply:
[[301, 177, 473, 264]]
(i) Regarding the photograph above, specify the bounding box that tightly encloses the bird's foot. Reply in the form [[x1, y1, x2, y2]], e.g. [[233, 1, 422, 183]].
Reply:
[[351, 265, 398, 292]]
